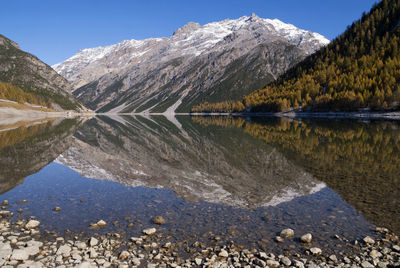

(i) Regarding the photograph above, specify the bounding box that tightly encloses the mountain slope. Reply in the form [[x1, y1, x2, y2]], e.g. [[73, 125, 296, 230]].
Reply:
[[0, 34, 82, 111], [53, 14, 329, 113], [193, 0, 400, 113]]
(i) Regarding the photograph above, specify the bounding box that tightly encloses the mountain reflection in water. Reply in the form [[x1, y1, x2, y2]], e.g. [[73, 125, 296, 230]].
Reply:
[[0, 115, 398, 252]]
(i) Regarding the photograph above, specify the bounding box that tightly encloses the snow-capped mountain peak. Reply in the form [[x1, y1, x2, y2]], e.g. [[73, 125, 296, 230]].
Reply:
[[52, 15, 329, 113]]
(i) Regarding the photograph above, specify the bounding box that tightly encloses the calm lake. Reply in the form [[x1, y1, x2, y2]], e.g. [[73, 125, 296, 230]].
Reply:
[[0, 115, 399, 255]]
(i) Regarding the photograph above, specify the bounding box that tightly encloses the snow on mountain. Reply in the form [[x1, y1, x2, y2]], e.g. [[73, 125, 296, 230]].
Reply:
[[53, 14, 329, 88], [52, 14, 329, 113]]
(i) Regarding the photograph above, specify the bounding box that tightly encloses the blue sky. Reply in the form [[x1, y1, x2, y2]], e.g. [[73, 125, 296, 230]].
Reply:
[[1, 0, 377, 65]]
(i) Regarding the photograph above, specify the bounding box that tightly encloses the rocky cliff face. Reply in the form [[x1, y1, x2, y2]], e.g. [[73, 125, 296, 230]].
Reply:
[[0, 34, 82, 111], [55, 115, 325, 208], [53, 15, 329, 113]]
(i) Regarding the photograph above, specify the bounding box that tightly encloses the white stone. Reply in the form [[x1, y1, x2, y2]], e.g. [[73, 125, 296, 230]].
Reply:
[[361, 261, 375, 268], [11, 249, 29, 261], [310, 247, 322, 255], [329, 254, 338, 262], [267, 259, 280, 267], [300, 233, 312, 243], [89, 237, 98, 247], [76, 242, 87, 250], [218, 249, 229, 258], [25, 220, 40, 229], [195, 258, 202, 265], [363, 236, 375, 244], [89, 248, 98, 259], [142, 228, 156, 235], [25, 246, 40, 256], [56, 245, 71, 256], [77, 262, 94, 268], [281, 256, 291, 266], [370, 249, 383, 259], [96, 220, 107, 227]]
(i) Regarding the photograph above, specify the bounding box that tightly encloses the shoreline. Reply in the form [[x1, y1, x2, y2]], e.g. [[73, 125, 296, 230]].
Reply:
[[188, 111, 400, 120], [2, 106, 400, 121], [0, 212, 398, 267], [0, 107, 94, 126]]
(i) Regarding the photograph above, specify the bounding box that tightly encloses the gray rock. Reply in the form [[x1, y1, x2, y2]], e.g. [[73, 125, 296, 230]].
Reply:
[[25, 220, 40, 229], [363, 236, 375, 244], [267, 259, 280, 267], [195, 258, 202, 265], [119, 251, 130, 260], [300, 233, 312, 243], [56, 245, 71, 256], [281, 256, 291, 266], [76, 262, 94, 268], [218, 249, 229, 258], [361, 261, 375, 268], [151, 216, 166, 225], [89, 237, 98, 247], [76, 241, 87, 250], [89, 248, 98, 259], [329, 254, 338, 262], [310, 247, 322, 255], [25, 246, 39, 256], [280, 228, 294, 238], [370, 249, 382, 259], [11, 249, 29, 261], [72, 253, 82, 260], [142, 228, 157, 235]]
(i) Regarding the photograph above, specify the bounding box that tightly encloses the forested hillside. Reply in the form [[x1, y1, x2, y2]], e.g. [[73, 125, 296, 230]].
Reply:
[[192, 0, 400, 113], [0, 34, 81, 111]]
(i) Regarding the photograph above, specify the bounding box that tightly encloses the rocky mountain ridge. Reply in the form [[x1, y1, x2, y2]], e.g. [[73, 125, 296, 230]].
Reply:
[[53, 14, 329, 113], [0, 34, 82, 111], [55, 115, 325, 208]]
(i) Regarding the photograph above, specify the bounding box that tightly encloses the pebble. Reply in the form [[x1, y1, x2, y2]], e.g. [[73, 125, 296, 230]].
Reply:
[[142, 228, 157, 235], [89, 237, 98, 246], [10, 249, 29, 261], [300, 233, 312, 243], [218, 249, 229, 258], [0, 216, 396, 268], [152, 216, 166, 225], [310, 247, 322, 255], [363, 236, 375, 244], [275, 236, 284, 243], [57, 245, 72, 256], [281, 256, 291, 266], [119, 250, 130, 260], [361, 260, 375, 268], [25, 220, 40, 229], [53, 207, 62, 212], [280, 228, 295, 238], [329, 254, 338, 262], [194, 257, 202, 265], [370, 249, 382, 258], [266, 259, 280, 267]]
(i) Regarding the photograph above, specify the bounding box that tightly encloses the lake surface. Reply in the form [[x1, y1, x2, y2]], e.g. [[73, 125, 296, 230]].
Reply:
[[0, 115, 398, 255]]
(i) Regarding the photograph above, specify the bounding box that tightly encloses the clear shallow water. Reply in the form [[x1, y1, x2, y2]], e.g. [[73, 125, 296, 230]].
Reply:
[[0, 115, 398, 255]]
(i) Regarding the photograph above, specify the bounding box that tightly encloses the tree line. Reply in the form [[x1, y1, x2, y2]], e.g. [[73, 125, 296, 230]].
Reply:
[[192, 0, 400, 113]]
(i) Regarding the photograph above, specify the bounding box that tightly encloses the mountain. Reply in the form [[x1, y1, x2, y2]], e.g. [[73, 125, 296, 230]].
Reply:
[[0, 34, 82, 111], [55, 115, 325, 208], [193, 116, 400, 235], [53, 14, 329, 113], [193, 0, 400, 113], [0, 118, 82, 194]]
